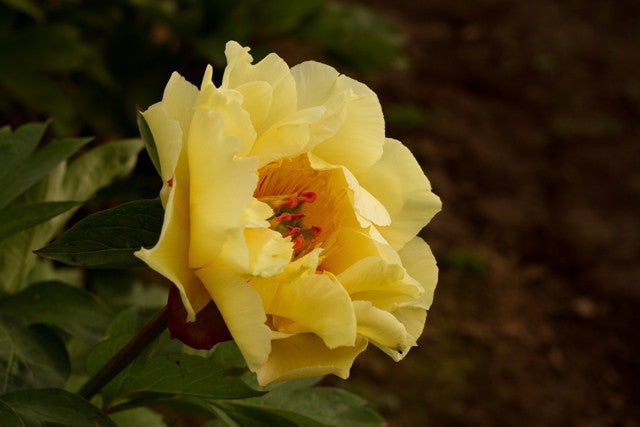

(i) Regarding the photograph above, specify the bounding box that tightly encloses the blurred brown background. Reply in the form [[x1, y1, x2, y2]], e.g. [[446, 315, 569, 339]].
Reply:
[[324, 1, 640, 425]]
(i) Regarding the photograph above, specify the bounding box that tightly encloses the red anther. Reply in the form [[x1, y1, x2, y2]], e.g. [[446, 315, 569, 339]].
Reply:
[[299, 192, 316, 203], [280, 196, 298, 208], [292, 234, 306, 252], [311, 225, 322, 236], [284, 226, 300, 237], [167, 178, 174, 187], [291, 213, 306, 219], [275, 212, 292, 222]]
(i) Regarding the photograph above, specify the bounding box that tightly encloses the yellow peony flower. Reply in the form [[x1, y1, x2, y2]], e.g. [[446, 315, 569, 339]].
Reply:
[[135, 41, 441, 385]]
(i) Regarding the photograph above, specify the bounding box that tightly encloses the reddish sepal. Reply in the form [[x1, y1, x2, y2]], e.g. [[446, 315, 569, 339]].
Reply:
[[166, 284, 232, 349]]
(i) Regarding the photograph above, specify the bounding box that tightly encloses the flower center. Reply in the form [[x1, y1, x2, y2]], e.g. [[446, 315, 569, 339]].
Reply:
[[258, 192, 322, 257]]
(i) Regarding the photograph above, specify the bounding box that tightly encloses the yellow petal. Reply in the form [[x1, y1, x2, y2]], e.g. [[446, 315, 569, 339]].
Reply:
[[290, 61, 340, 109], [142, 104, 183, 204], [397, 237, 438, 309], [196, 81, 257, 157], [337, 256, 422, 308], [353, 300, 409, 356], [134, 183, 209, 322], [358, 138, 442, 250], [390, 306, 426, 358], [311, 82, 384, 175], [196, 267, 271, 372], [222, 41, 296, 133], [235, 81, 273, 131], [251, 107, 325, 167], [268, 272, 356, 349], [160, 71, 199, 136], [256, 334, 367, 385], [244, 228, 292, 277], [306, 153, 390, 227], [250, 248, 323, 311], [187, 108, 258, 268]]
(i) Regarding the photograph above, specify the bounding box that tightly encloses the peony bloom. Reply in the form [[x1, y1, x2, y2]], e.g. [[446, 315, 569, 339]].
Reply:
[[136, 41, 441, 385]]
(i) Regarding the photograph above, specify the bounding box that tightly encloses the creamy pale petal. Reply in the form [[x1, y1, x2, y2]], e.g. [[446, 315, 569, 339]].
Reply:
[[337, 256, 422, 301], [358, 138, 442, 250], [142, 104, 183, 205], [187, 108, 258, 268], [268, 272, 356, 349], [290, 61, 340, 109], [321, 227, 399, 274], [353, 300, 408, 352], [222, 41, 296, 133], [196, 83, 257, 157], [134, 183, 209, 321], [311, 79, 384, 175], [196, 267, 271, 372], [237, 198, 273, 228], [398, 237, 438, 309], [160, 72, 199, 135], [256, 334, 367, 385], [235, 81, 273, 131], [251, 107, 325, 167], [244, 228, 292, 277]]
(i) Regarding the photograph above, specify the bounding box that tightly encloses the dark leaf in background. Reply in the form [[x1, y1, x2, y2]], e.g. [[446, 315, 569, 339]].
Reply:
[[36, 198, 164, 269], [0, 316, 69, 394], [0, 388, 115, 427], [0, 281, 114, 345], [137, 110, 161, 177], [0, 200, 83, 243]]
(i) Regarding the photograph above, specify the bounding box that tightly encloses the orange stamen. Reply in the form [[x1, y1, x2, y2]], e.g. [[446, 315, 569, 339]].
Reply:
[[299, 192, 316, 203]]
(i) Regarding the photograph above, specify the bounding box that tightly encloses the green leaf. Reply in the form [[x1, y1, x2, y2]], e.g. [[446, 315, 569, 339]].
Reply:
[[0, 399, 23, 427], [0, 138, 144, 292], [0, 388, 115, 427], [137, 111, 161, 177], [110, 406, 165, 427], [0, 316, 69, 394], [0, 122, 46, 183], [118, 353, 264, 400], [0, 200, 83, 243], [0, 137, 92, 211], [0, 0, 43, 20], [212, 386, 385, 427], [0, 281, 114, 345], [36, 198, 164, 269]]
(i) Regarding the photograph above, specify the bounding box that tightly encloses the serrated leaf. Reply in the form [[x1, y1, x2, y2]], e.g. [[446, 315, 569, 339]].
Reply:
[[0, 316, 69, 394], [0, 281, 114, 344], [137, 111, 161, 177], [36, 198, 164, 269], [0, 200, 83, 243], [0, 137, 92, 211], [0, 388, 115, 427]]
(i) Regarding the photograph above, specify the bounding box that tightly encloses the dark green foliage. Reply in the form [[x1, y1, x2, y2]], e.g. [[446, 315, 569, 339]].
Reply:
[[0, 0, 405, 137]]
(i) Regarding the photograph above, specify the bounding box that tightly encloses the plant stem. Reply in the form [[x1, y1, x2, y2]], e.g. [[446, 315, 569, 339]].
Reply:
[[78, 306, 168, 401]]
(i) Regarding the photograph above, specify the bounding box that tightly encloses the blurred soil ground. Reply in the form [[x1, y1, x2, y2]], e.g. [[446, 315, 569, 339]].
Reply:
[[315, 1, 640, 425]]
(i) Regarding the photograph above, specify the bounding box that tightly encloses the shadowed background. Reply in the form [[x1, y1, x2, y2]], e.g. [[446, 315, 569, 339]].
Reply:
[[2, 0, 638, 425]]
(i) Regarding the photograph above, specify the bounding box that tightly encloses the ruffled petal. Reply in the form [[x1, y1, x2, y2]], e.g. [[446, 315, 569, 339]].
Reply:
[[353, 300, 409, 357], [358, 138, 442, 250], [256, 334, 367, 385], [196, 266, 271, 372], [268, 272, 356, 349], [251, 107, 326, 167], [160, 71, 199, 137], [134, 183, 209, 321], [222, 41, 296, 133], [187, 108, 258, 268], [337, 256, 422, 312], [197, 70, 257, 156], [397, 236, 438, 309]]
